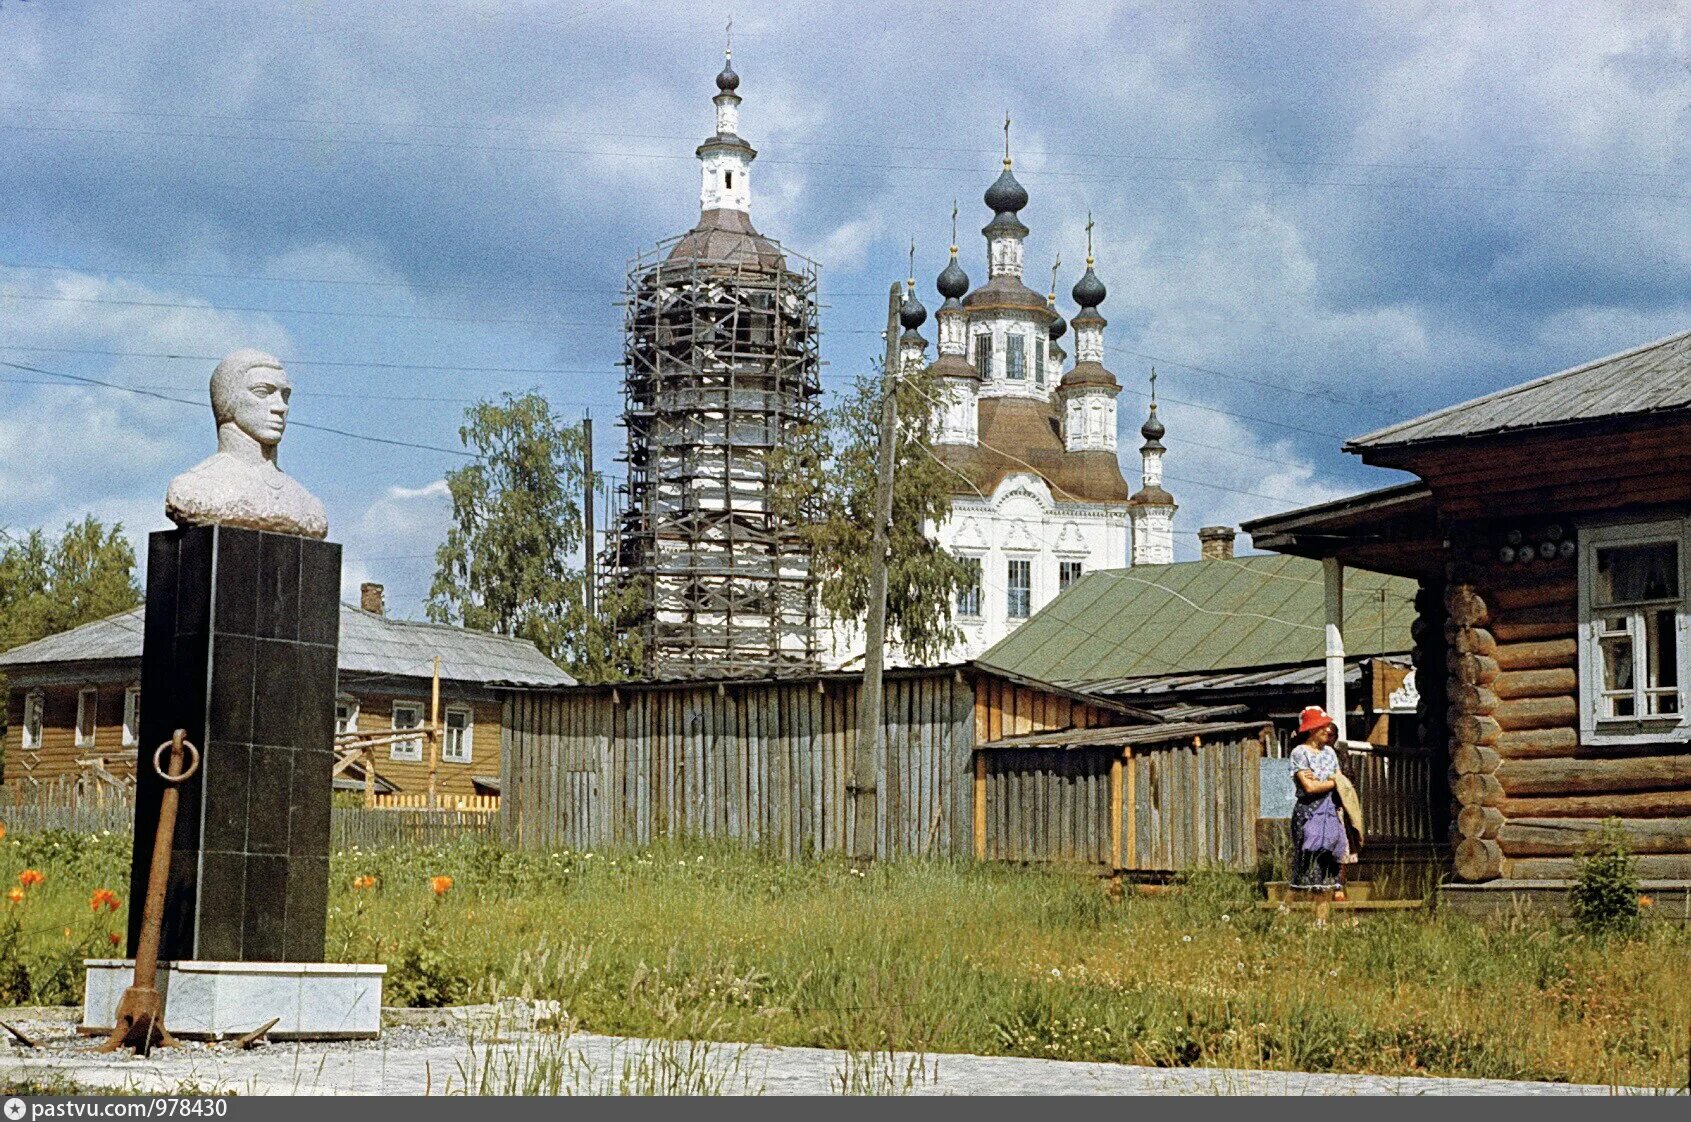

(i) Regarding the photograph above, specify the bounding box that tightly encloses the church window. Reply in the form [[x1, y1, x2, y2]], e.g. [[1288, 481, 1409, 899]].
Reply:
[[725, 171, 733, 189], [1035, 339, 1047, 386], [956, 558, 982, 618], [1007, 558, 1032, 619], [1059, 560, 1083, 592], [1005, 334, 1026, 381], [973, 334, 993, 380]]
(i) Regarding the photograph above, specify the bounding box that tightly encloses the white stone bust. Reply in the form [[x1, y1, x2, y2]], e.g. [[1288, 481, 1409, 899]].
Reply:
[[165, 349, 329, 539]]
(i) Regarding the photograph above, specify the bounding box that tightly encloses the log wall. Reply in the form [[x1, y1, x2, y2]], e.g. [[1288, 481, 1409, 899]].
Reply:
[[1444, 526, 1691, 882]]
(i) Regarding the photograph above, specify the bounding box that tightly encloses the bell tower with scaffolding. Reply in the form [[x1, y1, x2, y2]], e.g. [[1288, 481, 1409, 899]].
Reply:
[[608, 47, 823, 679]]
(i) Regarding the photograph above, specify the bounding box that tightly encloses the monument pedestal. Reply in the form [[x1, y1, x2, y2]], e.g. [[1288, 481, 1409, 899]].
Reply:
[[81, 959, 385, 1041], [86, 523, 383, 1041]]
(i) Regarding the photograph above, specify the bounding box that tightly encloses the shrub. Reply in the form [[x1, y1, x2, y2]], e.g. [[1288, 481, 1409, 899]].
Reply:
[[1570, 818, 1641, 937]]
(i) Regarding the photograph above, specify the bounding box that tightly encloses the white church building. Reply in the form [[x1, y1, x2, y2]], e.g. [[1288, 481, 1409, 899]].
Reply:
[[822, 145, 1176, 667]]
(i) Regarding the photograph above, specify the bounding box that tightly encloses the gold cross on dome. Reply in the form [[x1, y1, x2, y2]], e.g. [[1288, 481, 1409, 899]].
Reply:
[[1149, 368, 1158, 403], [950, 200, 959, 252], [725, 16, 732, 57], [907, 238, 916, 286], [1003, 114, 1012, 167], [1049, 255, 1062, 299], [1085, 212, 1095, 266]]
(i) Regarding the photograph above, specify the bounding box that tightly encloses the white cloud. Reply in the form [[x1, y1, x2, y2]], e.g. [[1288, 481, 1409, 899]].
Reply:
[[337, 479, 454, 619]]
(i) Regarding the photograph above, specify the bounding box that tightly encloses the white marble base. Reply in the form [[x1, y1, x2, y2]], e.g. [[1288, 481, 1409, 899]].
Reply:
[[82, 959, 385, 1040]]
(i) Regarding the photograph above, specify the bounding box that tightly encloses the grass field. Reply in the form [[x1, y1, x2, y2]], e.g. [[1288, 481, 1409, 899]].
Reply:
[[2, 828, 1686, 1087]]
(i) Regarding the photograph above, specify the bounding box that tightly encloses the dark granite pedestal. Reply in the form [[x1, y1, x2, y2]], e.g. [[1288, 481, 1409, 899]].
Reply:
[[127, 524, 340, 963]]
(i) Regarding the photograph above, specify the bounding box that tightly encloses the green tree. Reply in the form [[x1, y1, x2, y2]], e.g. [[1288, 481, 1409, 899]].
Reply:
[[775, 358, 969, 664], [426, 392, 639, 683], [0, 516, 141, 654]]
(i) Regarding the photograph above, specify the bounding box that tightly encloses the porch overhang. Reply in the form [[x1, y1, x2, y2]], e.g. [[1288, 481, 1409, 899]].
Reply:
[[1242, 480, 1442, 579]]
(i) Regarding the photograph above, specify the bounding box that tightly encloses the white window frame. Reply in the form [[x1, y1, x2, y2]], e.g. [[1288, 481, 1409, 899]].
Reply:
[[336, 694, 361, 736], [22, 690, 44, 752], [1006, 556, 1033, 620], [972, 332, 994, 381], [1577, 517, 1691, 745], [1005, 332, 1027, 381], [390, 701, 424, 761], [122, 686, 141, 749], [75, 687, 97, 750], [443, 705, 474, 764], [956, 556, 983, 619], [1058, 559, 1084, 593]]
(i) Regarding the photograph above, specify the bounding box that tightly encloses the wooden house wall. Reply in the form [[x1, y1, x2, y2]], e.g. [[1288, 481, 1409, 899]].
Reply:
[[978, 733, 1262, 871], [3, 680, 139, 786], [1443, 528, 1691, 881], [501, 672, 977, 858], [342, 689, 503, 798]]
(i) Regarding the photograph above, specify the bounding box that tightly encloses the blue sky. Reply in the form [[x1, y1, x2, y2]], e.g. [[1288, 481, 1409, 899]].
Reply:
[[2, 0, 1687, 619]]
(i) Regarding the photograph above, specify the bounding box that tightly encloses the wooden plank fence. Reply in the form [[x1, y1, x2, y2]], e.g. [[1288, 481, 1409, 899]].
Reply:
[[979, 732, 1263, 871], [501, 671, 976, 859]]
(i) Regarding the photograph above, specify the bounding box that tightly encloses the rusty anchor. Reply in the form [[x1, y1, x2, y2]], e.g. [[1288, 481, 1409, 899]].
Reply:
[[99, 729, 200, 1055]]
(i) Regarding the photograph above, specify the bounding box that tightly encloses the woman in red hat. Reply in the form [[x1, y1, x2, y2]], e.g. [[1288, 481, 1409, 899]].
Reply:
[[1288, 705, 1349, 894]]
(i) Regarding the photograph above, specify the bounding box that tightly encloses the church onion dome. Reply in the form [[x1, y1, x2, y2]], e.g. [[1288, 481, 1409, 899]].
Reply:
[[1070, 306, 1107, 331], [1129, 482, 1177, 508], [1071, 264, 1106, 309], [899, 289, 928, 331], [1141, 404, 1166, 446], [666, 206, 785, 268], [982, 209, 1029, 240], [716, 58, 740, 92], [1059, 361, 1120, 393], [936, 253, 969, 301], [984, 166, 1029, 214], [931, 352, 980, 381]]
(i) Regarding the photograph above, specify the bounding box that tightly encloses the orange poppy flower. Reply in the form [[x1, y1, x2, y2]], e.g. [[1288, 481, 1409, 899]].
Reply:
[[18, 869, 44, 888], [108, 932, 123, 947], [5, 888, 22, 904], [430, 875, 453, 897], [1639, 894, 1655, 908], [351, 875, 377, 891], [0, 821, 7, 840], [90, 888, 122, 912]]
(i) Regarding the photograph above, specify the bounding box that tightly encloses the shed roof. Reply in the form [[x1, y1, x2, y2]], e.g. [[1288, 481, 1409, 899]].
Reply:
[[981, 719, 1266, 751], [976, 554, 1416, 685], [1349, 329, 1691, 451], [0, 605, 574, 688]]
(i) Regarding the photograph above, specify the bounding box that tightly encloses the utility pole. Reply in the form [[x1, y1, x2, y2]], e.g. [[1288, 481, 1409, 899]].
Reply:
[[852, 282, 903, 863], [427, 654, 441, 809], [583, 413, 596, 618]]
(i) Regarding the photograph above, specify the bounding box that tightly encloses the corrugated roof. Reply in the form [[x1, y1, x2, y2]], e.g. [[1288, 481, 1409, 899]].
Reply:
[[976, 554, 1416, 686], [1058, 658, 1383, 699], [1349, 329, 1691, 450], [982, 719, 1266, 751], [0, 605, 573, 688]]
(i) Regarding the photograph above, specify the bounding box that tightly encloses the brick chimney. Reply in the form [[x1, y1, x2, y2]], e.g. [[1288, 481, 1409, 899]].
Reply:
[[1198, 526, 1236, 561], [360, 582, 385, 616]]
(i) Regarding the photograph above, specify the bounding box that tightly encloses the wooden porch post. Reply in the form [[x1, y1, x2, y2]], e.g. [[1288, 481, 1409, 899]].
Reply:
[[1324, 556, 1348, 740]]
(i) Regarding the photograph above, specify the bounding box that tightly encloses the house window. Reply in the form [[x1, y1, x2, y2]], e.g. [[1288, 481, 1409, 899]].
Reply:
[[973, 333, 993, 380], [75, 688, 97, 749], [1005, 334, 1026, 381], [956, 557, 982, 618], [22, 691, 43, 751], [122, 686, 141, 749], [1007, 558, 1032, 620], [1059, 560, 1083, 592], [443, 707, 473, 764], [725, 170, 733, 189], [1035, 339, 1047, 387], [336, 695, 360, 736], [391, 702, 424, 761], [1579, 519, 1691, 743]]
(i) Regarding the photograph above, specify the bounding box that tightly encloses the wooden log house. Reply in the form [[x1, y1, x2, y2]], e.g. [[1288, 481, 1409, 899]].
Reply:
[[0, 584, 572, 799], [1246, 330, 1691, 887]]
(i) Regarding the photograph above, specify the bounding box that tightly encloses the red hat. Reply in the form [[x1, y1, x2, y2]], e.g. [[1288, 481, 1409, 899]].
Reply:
[[1297, 706, 1334, 735]]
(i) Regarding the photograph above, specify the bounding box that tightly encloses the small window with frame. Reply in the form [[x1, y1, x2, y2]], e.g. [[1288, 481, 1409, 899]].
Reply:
[[336, 695, 360, 736], [1059, 560, 1083, 592], [972, 333, 993, 381], [443, 706, 473, 764], [1006, 558, 1032, 620], [956, 557, 983, 618], [122, 686, 141, 749], [391, 702, 424, 761], [1579, 519, 1690, 743], [22, 690, 44, 752], [75, 687, 97, 749]]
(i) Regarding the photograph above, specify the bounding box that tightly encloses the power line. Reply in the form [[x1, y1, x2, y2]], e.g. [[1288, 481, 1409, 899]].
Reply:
[[0, 358, 478, 458], [0, 291, 602, 330]]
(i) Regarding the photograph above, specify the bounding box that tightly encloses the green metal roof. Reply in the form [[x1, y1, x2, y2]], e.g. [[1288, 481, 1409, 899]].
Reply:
[[976, 554, 1417, 685]]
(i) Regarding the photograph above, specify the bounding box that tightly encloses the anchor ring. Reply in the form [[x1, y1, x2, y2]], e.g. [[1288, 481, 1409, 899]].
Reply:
[[153, 734, 201, 783]]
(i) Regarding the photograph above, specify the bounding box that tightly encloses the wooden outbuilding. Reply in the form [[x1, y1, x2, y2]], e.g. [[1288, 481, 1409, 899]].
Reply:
[[1246, 330, 1691, 892]]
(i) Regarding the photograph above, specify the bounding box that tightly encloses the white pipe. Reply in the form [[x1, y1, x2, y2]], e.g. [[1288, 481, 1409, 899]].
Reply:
[[1323, 556, 1348, 741]]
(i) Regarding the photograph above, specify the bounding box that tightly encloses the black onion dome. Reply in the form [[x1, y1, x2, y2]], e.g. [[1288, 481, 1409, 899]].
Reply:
[[937, 254, 969, 300], [1048, 314, 1067, 342], [984, 166, 1028, 214], [899, 290, 928, 331], [716, 58, 740, 92], [1141, 405, 1166, 443], [1072, 265, 1106, 309]]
